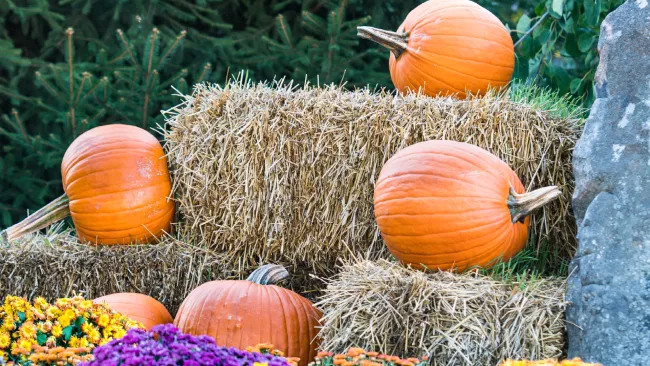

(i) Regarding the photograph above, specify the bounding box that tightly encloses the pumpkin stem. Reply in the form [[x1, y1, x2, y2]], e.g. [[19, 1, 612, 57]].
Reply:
[[357, 26, 409, 59], [507, 186, 561, 224], [246, 264, 289, 285], [1, 194, 71, 243]]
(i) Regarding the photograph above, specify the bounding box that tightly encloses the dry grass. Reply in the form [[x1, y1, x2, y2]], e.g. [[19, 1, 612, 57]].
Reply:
[[315, 259, 567, 366], [161, 77, 581, 278], [0, 224, 320, 315]]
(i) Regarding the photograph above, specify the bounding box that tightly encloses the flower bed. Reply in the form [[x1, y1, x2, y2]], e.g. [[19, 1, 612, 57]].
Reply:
[[0, 295, 143, 365]]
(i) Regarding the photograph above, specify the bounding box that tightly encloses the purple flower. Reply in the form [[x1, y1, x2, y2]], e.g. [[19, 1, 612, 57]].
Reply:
[[79, 324, 293, 366]]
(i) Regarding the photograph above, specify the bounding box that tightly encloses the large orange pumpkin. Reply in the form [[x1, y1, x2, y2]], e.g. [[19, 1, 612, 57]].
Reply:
[[373, 140, 560, 271], [2, 124, 174, 244], [174, 265, 321, 366], [358, 0, 515, 99], [94, 293, 173, 330]]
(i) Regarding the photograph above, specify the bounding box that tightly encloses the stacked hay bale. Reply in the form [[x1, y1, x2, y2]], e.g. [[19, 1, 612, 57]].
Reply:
[[0, 224, 235, 315], [0, 80, 581, 364], [162, 79, 581, 282], [316, 260, 568, 365]]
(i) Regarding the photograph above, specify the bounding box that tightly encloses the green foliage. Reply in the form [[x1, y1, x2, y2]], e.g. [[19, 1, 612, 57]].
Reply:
[[512, 0, 625, 106]]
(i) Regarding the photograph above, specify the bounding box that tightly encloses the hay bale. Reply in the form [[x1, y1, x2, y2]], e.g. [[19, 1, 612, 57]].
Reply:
[[0, 224, 318, 315], [162, 79, 581, 277], [315, 259, 567, 365]]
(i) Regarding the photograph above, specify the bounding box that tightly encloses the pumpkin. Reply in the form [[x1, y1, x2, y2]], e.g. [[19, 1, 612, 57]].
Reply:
[[357, 0, 515, 99], [94, 293, 173, 330], [174, 264, 321, 366], [2, 124, 174, 244], [373, 140, 560, 271]]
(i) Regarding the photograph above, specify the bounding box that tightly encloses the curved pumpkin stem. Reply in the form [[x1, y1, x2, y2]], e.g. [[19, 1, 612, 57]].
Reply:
[[357, 26, 409, 59], [247, 264, 289, 285], [1, 194, 71, 243], [507, 186, 561, 224]]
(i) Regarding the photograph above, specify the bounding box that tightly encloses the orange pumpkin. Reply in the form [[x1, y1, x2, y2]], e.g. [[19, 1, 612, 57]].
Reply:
[[373, 140, 560, 271], [2, 124, 174, 244], [174, 265, 321, 366], [94, 293, 173, 330], [358, 0, 515, 99]]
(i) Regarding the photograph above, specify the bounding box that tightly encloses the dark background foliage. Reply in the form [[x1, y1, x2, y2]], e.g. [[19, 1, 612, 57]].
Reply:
[[0, 0, 623, 226]]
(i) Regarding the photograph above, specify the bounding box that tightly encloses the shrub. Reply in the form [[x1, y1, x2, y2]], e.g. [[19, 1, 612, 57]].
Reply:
[[79, 324, 294, 366], [0, 295, 143, 364]]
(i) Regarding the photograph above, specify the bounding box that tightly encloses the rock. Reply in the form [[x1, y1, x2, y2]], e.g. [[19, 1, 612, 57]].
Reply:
[[568, 1, 650, 364]]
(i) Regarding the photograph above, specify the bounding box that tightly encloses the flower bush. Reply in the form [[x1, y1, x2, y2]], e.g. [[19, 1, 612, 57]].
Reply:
[[306, 348, 428, 366], [0, 295, 143, 365], [79, 324, 295, 366]]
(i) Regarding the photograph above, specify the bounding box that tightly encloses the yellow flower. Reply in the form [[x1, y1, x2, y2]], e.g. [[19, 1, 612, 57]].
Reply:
[[99, 337, 112, 346], [77, 337, 90, 348], [51, 325, 63, 338], [58, 308, 76, 327], [112, 328, 126, 340], [69, 336, 80, 348], [18, 322, 37, 340], [97, 314, 110, 328], [55, 298, 71, 308], [33, 297, 49, 310], [0, 332, 10, 349], [45, 306, 61, 320], [78, 300, 93, 312], [16, 338, 33, 351], [2, 315, 15, 331], [37, 321, 52, 333]]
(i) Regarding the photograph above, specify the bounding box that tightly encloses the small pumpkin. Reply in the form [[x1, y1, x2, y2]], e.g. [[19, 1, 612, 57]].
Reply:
[[373, 140, 560, 271], [358, 0, 515, 99], [2, 124, 174, 244], [174, 264, 321, 366], [94, 293, 173, 330]]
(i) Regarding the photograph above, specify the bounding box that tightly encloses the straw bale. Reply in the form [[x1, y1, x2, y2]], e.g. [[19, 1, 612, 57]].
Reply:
[[315, 259, 567, 365], [162, 79, 581, 276], [0, 224, 319, 315]]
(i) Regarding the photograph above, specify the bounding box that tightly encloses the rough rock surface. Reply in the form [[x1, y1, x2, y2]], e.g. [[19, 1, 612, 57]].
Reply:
[[568, 0, 650, 364]]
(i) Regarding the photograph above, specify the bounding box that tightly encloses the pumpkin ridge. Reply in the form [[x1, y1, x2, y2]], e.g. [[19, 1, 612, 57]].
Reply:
[[416, 51, 510, 82], [374, 206, 505, 218], [64, 161, 167, 193], [375, 172, 503, 198], [397, 61, 465, 94], [392, 222, 513, 268], [383, 148, 506, 181], [374, 195, 502, 205], [385, 219, 511, 256], [212, 281, 240, 344], [236, 279, 255, 352], [73, 206, 173, 233], [295, 293, 318, 361], [422, 18, 512, 38], [415, 47, 514, 71], [380, 217, 505, 238], [268, 284, 294, 360], [68, 182, 170, 207], [190, 283, 218, 338], [63, 142, 160, 179], [275, 284, 301, 359], [428, 224, 516, 268]]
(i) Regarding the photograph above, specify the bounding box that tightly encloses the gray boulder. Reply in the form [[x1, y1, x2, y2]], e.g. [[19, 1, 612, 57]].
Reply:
[[568, 0, 650, 364]]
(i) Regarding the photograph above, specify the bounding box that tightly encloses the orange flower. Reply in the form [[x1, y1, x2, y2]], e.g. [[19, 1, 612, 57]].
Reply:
[[343, 362, 356, 366], [407, 358, 420, 363], [366, 352, 379, 357], [317, 351, 333, 358], [334, 354, 347, 359], [333, 359, 347, 365], [347, 347, 366, 357]]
